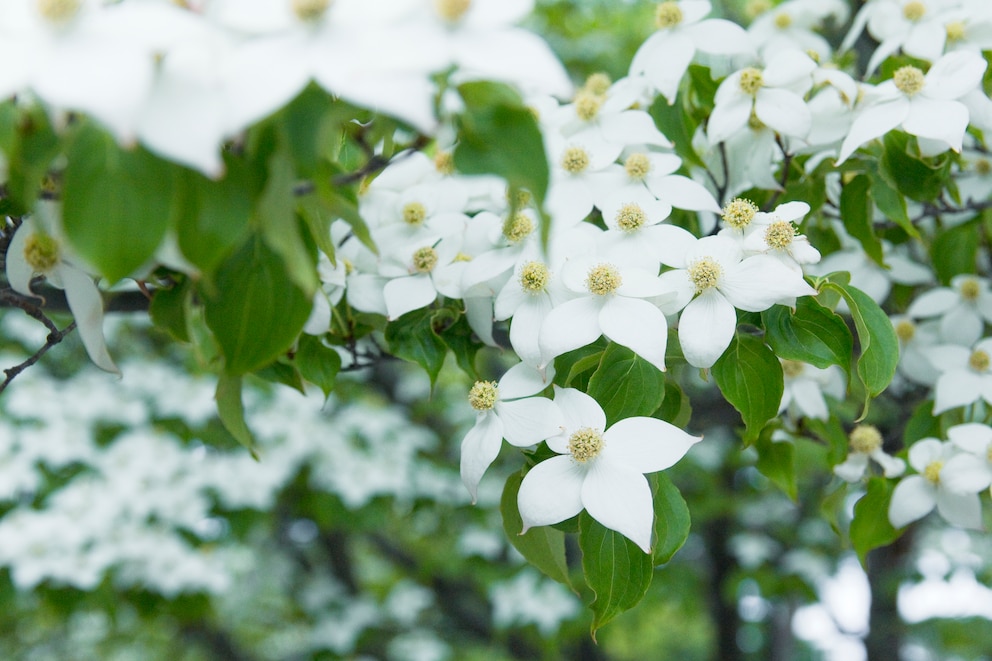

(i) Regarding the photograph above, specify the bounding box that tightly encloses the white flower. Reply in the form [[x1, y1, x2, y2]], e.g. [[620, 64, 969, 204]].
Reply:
[[779, 359, 845, 421], [460, 363, 563, 503], [5, 214, 117, 374], [942, 422, 992, 494], [833, 424, 905, 482], [891, 315, 941, 386], [517, 388, 700, 553], [739, 201, 821, 272], [927, 337, 992, 414], [907, 275, 992, 347], [889, 438, 983, 529]]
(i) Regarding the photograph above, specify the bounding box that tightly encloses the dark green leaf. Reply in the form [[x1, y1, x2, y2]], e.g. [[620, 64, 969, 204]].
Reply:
[[257, 150, 317, 294], [762, 298, 853, 375], [215, 373, 257, 455], [501, 471, 572, 587], [650, 473, 690, 565], [754, 429, 797, 500], [149, 277, 191, 343], [712, 334, 784, 444], [880, 130, 950, 204], [648, 95, 705, 170], [932, 220, 979, 285], [586, 343, 666, 426], [384, 308, 448, 386], [434, 310, 480, 379], [850, 477, 901, 566], [255, 360, 306, 394], [655, 381, 692, 428], [296, 334, 342, 398], [869, 170, 913, 236], [839, 174, 884, 266]]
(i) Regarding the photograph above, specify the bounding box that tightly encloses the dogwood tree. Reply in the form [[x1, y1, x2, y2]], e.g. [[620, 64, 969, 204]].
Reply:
[[3, 0, 992, 656]]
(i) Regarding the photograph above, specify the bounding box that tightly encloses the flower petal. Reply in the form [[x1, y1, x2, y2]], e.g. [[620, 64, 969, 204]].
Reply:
[[59, 264, 119, 374], [836, 97, 909, 164], [602, 417, 700, 473], [552, 386, 607, 439], [678, 290, 737, 368], [888, 475, 936, 529], [383, 274, 437, 320], [460, 412, 504, 503], [934, 488, 983, 529], [499, 361, 555, 400], [599, 296, 669, 372], [518, 455, 586, 531], [538, 297, 604, 366], [496, 397, 565, 448], [582, 460, 654, 553]]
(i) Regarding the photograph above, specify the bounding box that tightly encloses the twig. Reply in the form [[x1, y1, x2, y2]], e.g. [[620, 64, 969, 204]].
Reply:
[[0, 298, 76, 395]]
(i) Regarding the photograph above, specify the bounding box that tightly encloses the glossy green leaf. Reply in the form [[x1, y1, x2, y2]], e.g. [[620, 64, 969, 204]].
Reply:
[[433, 310, 480, 379], [501, 471, 572, 587], [579, 512, 654, 637], [215, 373, 257, 456], [881, 130, 949, 204], [762, 297, 853, 375], [0, 102, 60, 215], [296, 334, 342, 398], [586, 343, 666, 426], [62, 123, 177, 283], [648, 94, 705, 170], [754, 430, 797, 500], [712, 334, 784, 444], [839, 174, 884, 266], [554, 338, 608, 391], [651, 473, 690, 565], [850, 477, 901, 566], [869, 169, 913, 236], [384, 308, 447, 386], [655, 381, 692, 428], [203, 235, 313, 375], [176, 160, 253, 277], [932, 220, 979, 285]]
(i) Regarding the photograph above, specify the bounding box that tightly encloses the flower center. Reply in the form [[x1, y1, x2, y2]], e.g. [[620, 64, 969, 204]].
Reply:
[[583, 72, 612, 96], [502, 213, 534, 243], [722, 198, 758, 229], [924, 459, 943, 484], [764, 220, 796, 249], [945, 20, 966, 42], [624, 153, 651, 181], [402, 201, 427, 226], [561, 146, 590, 174], [574, 91, 603, 122], [849, 425, 883, 454], [774, 12, 793, 29], [975, 158, 992, 176], [434, 151, 455, 175], [655, 1, 683, 29], [291, 0, 329, 21], [615, 203, 647, 232], [586, 263, 622, 295], [568, 427, 604, 462], [23, 232, 60, 273], [959, 278, 981, 301], [509, 188, 533, 208], [412, 246, 438, 273], [747, 110, 766, 131], [745, 0, 772, 19], [454, 252, 472, 262], [902, 0, 926, 21], [969, 349, 990, 372], [468, 380, 498, 410], [519, 261, 550, 293], [893, 66, 925, 96], [781, 359, 805, 378], [37, 0, 79, 22], [895, 319, 916, 342], [435, 0, 470, 22], [738, 67, 764, 96], [688, 258, 722, 293]]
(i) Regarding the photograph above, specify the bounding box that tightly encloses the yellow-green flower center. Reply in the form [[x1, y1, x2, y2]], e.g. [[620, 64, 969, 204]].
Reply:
[[624, 153, 651, 181], [739, 67, 764, 96], [412, 246, 438, 273], [688, 257, 722, 293], [975, 158, 992, 176], [291, 0, 329, 21], [502, 213, 534, 243], [774, 12, 793, 29], [945, 20, 967, 42], [747, 110, 766, 131], [561, 146, 590, 174], [37, 0, 80, 22], [959, 278, 981, 301], [615, 203, 647, 232], [435, 0, 470, 21], [583, 72, 612, 96], [454, 252, 472, 263], [509, 188, 533, 208], [895, 319, 916, 343], [568, 427, 604, 462], [574, 91, 603, 122], [781, 359, 805, 378], [655, 1, 683, 29], [903, 0, 926, 21], [586, 263, 622, 295], [893, 66, 925, 96], [849, 424, 883, 454], [402, 201, 427, 226], [970, 349, 990, 372], [722, 198, 758, 229], [434, 151, 455, 175], [519, 261, 550, 293], [23, 232, 60, 273], [468, 380, 498, 410], [924, 459, 943, 484], [745, 0, 772, 19], [764, 220, 796, 249]]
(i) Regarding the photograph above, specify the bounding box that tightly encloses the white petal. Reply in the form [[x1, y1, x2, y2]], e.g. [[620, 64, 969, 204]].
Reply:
[[888, 476, 936, 528], [582, 460, 654, 553], [941, 455, 992, 494], [538, 297, 604, 366], [508, 296, 552, 368], [924, 51, 987, 101], [602, 417, 700, 473], [383, 274, 437, 320], [707, 93, 752, 145], [599, 297, 669, 372], [789, 378, 829, 420], [518, 455, 586, 531], [906, 288, 959, 318], [5, 220, 36, 296], [834, 454, 869, 482], [460, 412, 505, 503], [947, 423, 992, 455], [496, 397, 565, 448], [755, 88, 811, 139], [902, 98, 969, 153], [647, 175, 721, 213], [678, 290, 737, 368], [935, 488, 983, 529], [59, 264, 119, 374], [553, 386, 607, 438], [836, 97, 909, 164], [933, 371, 984, 414], [720, 256, 815, 312]]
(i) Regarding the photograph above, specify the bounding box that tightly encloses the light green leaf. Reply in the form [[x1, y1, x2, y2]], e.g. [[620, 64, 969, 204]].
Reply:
[[839, 173, 884, 267], [296, 334, 342, 398], [257, 150, 318, 295], [850, 477, 901, 566], [932, 220, 979, 285], [712, 334, 784, 444], [762, 298, 853, 375], [215, 373, 257, 456], [651, 473, 690, 565], [501, 471, 572, 587], [754, 430, 797, 500], [149, 277, 191, 343], [586, 343, 666, 426]]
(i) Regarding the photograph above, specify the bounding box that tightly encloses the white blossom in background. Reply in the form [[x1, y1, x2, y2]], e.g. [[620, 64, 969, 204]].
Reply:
[[927, 336, 992, 414], [906, 274, 992, 347], [889, 437, 983, 530], [779, 359, 845, 421], [834, 424, 905, 482], [747, 0, 849, 60], [489, 570, 580, 636], [891, 315, 942, 387], [941, 422, 992, 494]]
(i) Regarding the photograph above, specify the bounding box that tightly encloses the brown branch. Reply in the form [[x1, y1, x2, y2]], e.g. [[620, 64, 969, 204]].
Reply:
[[0, 289, 77, 395]]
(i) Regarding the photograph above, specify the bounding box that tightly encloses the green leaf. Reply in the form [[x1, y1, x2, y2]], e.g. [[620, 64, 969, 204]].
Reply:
[[384, 308, 447, 386], [869, 169, 913, 237], [821, 282, 899, 420], [296, 334, 342, 398], [711, 334, 784, 444], [454, 81, 549, 203], [850, 477, 901, 566], [762, 297, 853, 375], [579, 512, 654, 637], [149, 277, 191, 343], [203, 234, 313, 375], [257, 150, 318, 295], [754, 430, 797, 500], [433, 309, 480, 379], [932, 220, 979, 285], [586, 343, 666, 426], [0, 102, 61, 215], [880, 130, 950, 204], [553, 338, 608, 391], [215, 373, 257, 456], [655, 381, 692, 428], [501, 471, 572, 587], [650, 473, 690, 565], [648, 95, 705, 170], [255, 360, 305, 394], [839, 174, 884, 266], [62, 123, 177, 283], [903, 399, 939, 446]]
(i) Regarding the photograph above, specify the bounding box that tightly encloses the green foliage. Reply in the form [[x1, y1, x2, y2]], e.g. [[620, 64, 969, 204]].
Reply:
[[712, 333, 784, 444], [650, 473, 691, 565], [501, 470, 572, 587], [762, 297, 854, 375], [295, 335, 342, 398], [214, 372, 257, 454], [586, 343, 666, 426], [754, 430, 797, 501], [850, 477, 901, 565], [384, 307, 449, 386], [932, 219, 980, 284], [839, 173, 885, 266]]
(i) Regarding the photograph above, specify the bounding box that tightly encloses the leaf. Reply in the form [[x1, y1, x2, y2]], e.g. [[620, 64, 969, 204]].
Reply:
[[554, 339, 608, 390], [850, 477, 901, 566], [0, 102, 60, 215], [711, 334, 784, 444], [215, 373, 257, 456], [62, 122, 177, 282], [203, 234, 313, 375], [501, 471, 572, 587], [869, 169, 913, 237], [579, 512, 654, 637], [257, 149, 318, 295], [839, 173, 884, 267], [648, 95, 705, 170], [656, 381, 692, 428], [149, 277, 191, 343], [754, 429, 797, 500], [880, 130, 950, 205], [433, 309, 480, 379], [586, 343, 666, 426], [255, 360, 305, 394], [932, 220, 979, 285], [762, 298, 853, 375], [650, 473, 690, 565], [821, 282, 899, 420], [296, 334, 342, 398], [384, 307, 447, 386]]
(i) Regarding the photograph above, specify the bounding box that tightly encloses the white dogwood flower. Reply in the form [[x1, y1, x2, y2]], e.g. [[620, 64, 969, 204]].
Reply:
[[834, 424, 905, 482], [889, 437, 983, 530]]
